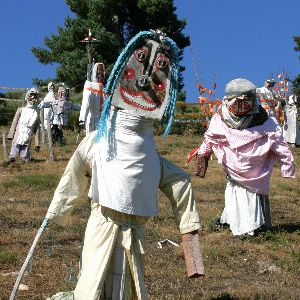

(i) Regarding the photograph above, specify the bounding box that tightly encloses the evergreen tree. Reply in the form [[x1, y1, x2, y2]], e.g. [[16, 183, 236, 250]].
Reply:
[[32, 0, 189, 96], [293, 35, 300, 98]]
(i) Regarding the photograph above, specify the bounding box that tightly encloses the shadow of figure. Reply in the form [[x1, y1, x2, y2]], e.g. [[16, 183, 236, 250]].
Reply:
[[269, 223, 300, 233]]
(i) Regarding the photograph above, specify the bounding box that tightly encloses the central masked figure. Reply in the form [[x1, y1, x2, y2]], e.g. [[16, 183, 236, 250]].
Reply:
[[45, 30, 203, 300], [111, 37, 172, 117]]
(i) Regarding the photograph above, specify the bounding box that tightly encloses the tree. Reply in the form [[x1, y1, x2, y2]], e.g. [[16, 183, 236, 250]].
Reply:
[[293, 35, 300, 98], [32, 0, 190, 96]]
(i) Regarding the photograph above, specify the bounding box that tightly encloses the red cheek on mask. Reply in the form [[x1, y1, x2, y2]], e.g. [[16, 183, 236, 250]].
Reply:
[[153, 81, 166, 92], [123, 68, 135, 80]]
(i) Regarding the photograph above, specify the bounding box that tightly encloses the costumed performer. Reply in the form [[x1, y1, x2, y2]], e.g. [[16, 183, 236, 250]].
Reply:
[[7, 88, 41, 162], [283, 94, 300, 147], [44, 30, 204, 300], [192, 78, 295, 236], [79, 62, 106, 135], [256, 78, 281, 118], [40, 86, 81, 146]]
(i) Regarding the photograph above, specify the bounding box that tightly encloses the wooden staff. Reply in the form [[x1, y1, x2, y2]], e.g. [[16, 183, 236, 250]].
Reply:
[[2, 131, 7, 162], [46, 116, 55, 161], [40, 109, 46, 144]]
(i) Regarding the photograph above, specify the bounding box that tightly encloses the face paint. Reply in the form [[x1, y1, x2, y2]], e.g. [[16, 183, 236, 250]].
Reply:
[[111, 38, 172, 119], [227, 95, 254, 116]]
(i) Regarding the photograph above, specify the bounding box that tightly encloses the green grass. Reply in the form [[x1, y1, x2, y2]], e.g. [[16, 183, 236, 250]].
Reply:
[[0, 251, 19, 265], [0, 174, 60, 191]]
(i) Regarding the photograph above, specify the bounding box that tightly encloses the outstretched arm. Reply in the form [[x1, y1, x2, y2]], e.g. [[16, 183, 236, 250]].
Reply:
[[195, 139, 213, 178], [45, 132, 95, 226]]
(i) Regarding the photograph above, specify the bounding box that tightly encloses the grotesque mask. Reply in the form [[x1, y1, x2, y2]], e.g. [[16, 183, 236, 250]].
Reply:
[[26, 88, 39, 105], [111, 37, 172, 119], [96, 63, 106, 83], [226, 94, 255, 116], [48, 82, 54, 92]]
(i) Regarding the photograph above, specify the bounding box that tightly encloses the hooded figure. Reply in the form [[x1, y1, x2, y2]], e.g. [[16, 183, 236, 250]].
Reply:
[[42, 82, 56, 129], [256, 78, 279, 118], [194, 78, 295, 236], [283, 94, 300, 146], [7, 88, 41, 162], [79, 62, 106, 134], [45, 30, 203, 300], [40, 85, 81, 146]]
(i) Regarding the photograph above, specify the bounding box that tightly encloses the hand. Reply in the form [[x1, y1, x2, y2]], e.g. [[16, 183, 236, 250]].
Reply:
[[195, 154, 209, 178], [35, 146, 41, 153]]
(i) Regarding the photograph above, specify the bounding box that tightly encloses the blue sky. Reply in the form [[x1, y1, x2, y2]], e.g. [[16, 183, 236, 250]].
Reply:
[[0, 0, 299, 102]]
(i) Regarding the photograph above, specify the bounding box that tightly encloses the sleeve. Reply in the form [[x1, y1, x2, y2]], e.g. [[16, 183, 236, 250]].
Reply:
[[271, 130, 296, 178], [7, 107, 22, 139], [45, 134, 95, 226], [197, 138, 213, 157], [79, 81, 91, 122], [158, 156, 201, 234]]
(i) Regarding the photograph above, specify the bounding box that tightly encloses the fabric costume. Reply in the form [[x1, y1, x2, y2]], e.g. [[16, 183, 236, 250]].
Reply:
[[7, 88, 41, 162], [45, 31, 203, 300], [79, 63, 106, 134], [256, 79, 278, 118], [42, 82, 56, 129], [283, 94, 300, 146], [40, 86, 81, 146], [196, 79, 295, 236]]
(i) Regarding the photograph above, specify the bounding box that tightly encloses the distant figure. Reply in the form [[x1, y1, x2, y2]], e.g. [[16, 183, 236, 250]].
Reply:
[[283, 94, 300, 147], [256, 79, 278, 118], [42, 82, 56, 130], [7, 88, 41, 162], [40, 86, 81, 146], [79, 62, 106, 134]]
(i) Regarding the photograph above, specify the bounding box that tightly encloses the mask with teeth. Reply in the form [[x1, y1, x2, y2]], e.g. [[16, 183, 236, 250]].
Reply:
[[111, 34, 173, 119]]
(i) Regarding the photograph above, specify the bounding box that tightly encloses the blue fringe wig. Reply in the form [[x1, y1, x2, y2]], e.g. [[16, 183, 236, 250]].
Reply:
[[96, 30, 179, 143]]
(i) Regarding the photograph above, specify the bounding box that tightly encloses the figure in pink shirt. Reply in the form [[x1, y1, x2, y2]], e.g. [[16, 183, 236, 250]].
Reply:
[[194, 78, 296, 236]]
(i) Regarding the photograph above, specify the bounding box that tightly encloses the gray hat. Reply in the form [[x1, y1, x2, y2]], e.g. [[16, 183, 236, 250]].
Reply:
[[224, 78, 256, 100]]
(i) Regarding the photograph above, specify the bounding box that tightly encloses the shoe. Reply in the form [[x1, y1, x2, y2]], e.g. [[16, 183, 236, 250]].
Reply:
[[9, 157, 16, 162], [211, 218, 230, 231]]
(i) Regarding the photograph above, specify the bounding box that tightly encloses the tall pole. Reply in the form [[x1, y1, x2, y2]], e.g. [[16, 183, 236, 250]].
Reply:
[[80, 29, 98, 81]]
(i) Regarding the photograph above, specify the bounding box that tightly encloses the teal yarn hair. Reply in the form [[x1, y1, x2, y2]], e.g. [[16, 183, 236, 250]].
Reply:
[[96, 30, 179, 143]]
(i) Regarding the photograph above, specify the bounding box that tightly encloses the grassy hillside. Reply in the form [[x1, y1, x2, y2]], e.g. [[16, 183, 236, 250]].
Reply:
[[0, 129, 299, 299]]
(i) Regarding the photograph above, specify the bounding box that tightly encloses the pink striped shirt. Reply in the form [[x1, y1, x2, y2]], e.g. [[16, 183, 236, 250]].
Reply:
[[198, 114, 295, 195]]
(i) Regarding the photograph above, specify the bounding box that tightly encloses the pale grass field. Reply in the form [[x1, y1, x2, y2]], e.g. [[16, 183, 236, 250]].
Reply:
[[0, 128, 299, 300]]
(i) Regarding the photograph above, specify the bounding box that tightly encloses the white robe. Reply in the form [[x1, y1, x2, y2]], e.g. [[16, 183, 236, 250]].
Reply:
[[15, 105, 39, 145], [45, 130, 201, 299], [90, 109, 160, 216], [283, 103, 300, 146], [220, 179, 271, 236], [79, 81, 104, 134]]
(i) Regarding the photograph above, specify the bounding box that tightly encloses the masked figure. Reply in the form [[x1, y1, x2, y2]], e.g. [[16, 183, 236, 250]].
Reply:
[[79, 63, 106, 134], [40, 86, 81, 146], [256, 78, 280, 118], [193, 78, 295, 236], [42, 82, 56, 129], [283, 94, 300, 147], [7, 88, 41, 162], [45, 31, 203, 300]]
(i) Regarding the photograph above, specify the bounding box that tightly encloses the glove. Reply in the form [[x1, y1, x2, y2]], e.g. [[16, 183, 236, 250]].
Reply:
[[195, 154, 209, 178], [35, 146, 41, 153]]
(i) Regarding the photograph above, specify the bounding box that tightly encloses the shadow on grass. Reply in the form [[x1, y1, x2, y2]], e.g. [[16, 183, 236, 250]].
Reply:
[[211, 293, 238, 300], [270, 223, 300, 233]]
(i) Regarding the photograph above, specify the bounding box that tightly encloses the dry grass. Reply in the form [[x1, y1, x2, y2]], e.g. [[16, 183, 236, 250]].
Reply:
[[0, 128, 299, 300]]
